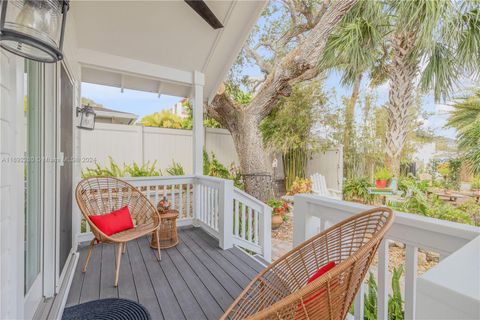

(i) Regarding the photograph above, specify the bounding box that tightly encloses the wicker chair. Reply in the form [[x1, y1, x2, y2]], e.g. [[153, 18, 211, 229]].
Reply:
[[75, 177, 161, 287], [222, 207, 394, 320]]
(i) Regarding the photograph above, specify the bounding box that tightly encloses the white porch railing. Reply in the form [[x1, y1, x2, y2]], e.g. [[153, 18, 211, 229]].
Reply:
[[76, 175, 272, 262], [293, 194, 480, 320]]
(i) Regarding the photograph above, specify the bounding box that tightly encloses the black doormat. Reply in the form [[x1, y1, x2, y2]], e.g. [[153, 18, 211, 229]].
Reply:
[[62, 298, 151, 320]]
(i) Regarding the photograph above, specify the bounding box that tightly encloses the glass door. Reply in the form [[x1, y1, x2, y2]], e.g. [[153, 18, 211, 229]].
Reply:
[[23, 60, 44, 317]]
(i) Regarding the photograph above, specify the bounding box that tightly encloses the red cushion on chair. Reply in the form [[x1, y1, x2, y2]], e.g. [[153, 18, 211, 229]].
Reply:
[[89, 206, 134, 236], [296, 261, 337, 316], [307, 261, 336, 284]]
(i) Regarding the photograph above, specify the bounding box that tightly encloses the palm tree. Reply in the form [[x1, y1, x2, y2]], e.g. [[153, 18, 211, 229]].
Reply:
[[320, 0, 387, 178], [446, 89, 480, 174], [385, 0, 480, 176]]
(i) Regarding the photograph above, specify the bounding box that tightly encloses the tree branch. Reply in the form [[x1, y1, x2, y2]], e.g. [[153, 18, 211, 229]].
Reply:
[[250, 0, 358, 119], [206, 91, 240, 130], [245, 46, 273, 74]]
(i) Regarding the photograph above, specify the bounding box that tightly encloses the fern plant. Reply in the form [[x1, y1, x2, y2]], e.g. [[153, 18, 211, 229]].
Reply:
[[81, 156, 124, 178], [124, 160, 160, 177], [166, 160, 185, 176]]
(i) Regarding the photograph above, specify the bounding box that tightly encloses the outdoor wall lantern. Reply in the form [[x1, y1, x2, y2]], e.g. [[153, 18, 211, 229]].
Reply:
[[0, 0, 70, 63], [76, 105, 96, 130]]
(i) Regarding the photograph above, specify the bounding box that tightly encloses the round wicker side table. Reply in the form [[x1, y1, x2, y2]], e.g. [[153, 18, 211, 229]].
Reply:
[[151, 210, 179, 249]]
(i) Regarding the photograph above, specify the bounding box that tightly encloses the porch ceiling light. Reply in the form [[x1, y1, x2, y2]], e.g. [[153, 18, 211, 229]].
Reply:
[[0, 0, 70, 63], [77, 105, 96, 130]]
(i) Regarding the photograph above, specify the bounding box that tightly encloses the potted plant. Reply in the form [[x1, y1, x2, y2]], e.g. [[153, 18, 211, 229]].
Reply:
[[374, 167, 392, 189], [267, 198, 290, 229]]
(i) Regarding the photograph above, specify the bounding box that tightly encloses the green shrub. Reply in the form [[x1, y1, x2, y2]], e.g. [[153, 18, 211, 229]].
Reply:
[[166, 160, 185, 176], [471, 176, 480, 190], [203, 150, 243, 189], [81, 156, 124, 178], [124, 160, 160, 177], [343, 178, 375, 204]]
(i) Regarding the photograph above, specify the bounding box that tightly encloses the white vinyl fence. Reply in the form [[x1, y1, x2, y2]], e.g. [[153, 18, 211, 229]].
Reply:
[[80, 123, 343, 189]]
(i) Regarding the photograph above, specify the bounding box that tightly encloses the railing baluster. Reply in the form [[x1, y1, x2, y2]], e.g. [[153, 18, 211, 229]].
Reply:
[[254, 209, 259, 244], [235, 199, 239, 237], [248, 207, 253, 241], [154, 185, 159, 208], [354, 283, 364, 320], [214, 188, 219, 230], [163, 184, 167, 199], [171, 184, 175, 209], [405, 245, 418, 320], [186, 183, 191, 219], [241, 203, 246, 239], [179, 183, 183, 219], [377, 239, 389, 320]]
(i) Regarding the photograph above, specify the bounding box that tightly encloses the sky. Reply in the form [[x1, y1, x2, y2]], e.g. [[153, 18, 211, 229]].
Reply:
[[81, 82, 183, 120]]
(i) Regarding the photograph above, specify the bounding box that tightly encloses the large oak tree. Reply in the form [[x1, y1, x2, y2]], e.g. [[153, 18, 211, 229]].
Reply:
[[206, 0, 358, 201]]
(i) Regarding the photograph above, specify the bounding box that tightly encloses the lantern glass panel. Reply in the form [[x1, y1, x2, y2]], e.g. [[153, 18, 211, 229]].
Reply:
[[1, 0, 62, 62]]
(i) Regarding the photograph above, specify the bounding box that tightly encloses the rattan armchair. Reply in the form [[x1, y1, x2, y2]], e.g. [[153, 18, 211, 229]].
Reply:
[[75, 177, 161, 287], [222, 207, 394, 320]]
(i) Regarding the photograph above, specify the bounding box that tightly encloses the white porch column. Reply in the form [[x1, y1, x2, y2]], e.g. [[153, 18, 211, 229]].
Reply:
[[192, 71, 205, 175]]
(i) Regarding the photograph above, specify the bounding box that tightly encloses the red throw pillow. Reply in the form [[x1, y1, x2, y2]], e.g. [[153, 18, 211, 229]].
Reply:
[[296, 262, 336, 316], [89, 206, 134, 236]]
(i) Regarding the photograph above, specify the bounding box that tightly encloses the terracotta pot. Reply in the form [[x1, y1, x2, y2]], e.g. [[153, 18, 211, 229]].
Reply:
[[375, 180, 387, 188], [271, 214, 283, 230]]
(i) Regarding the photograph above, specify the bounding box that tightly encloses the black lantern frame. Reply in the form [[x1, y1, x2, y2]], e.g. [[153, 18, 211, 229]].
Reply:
[[76, 105, 96, 130], [0, 0, 70, 63]]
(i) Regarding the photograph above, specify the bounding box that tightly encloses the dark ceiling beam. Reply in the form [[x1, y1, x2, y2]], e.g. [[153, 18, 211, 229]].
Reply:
[[184, 0, 224, 30]]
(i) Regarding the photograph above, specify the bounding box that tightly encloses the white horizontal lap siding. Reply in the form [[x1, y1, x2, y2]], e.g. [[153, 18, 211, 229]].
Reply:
[[0, 50, 25, 319]]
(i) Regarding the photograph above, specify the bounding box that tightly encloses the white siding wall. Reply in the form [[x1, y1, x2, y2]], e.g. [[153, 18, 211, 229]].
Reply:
[[80, 123, 343, 190], [0, 50, 25, 319]]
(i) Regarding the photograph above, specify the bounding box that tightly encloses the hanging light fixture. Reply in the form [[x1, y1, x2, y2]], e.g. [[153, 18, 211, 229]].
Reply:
[[0, 0, 70, 63]]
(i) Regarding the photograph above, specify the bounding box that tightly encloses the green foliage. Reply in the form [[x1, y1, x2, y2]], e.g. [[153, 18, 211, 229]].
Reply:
[[260, 81, 325, 153], [428, 197, 474, 225], [165, 160, 185, 176], [458, 200, 480, 226], [446, 89, 480, 174], [471, 176, 480, 190], [81, 156, 124, 178], [141, 110, 184, 129], [374, 167, 392, 181], [181, 100, 222, 129], [388, 266, 405, 320], [363, 272, 377, 320], [203, 150, 243, 189], [225, 83, 252, 105], [361, 267, 404, 320], [343, 178, 375, 204], [124, 160, 160, 177], [447, 158, 462, 190], [282, 148, 309, 192]]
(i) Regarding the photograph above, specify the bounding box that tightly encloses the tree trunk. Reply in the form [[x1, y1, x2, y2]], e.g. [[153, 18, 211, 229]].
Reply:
[[343, 74, 362, 178], [385, 32, 417, 177], [230, 113, 274, 202]]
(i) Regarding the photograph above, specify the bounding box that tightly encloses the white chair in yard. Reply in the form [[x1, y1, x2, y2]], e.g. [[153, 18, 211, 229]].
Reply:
[[311, 173, 342, 199]]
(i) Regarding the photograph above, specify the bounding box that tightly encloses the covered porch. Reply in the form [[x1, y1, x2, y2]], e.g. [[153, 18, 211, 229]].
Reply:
[[67, 227, 264, 320]]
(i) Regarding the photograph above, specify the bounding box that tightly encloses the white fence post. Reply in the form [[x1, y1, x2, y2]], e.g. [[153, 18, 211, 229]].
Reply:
[[218, 178, 234, 249], [260, 203, 272, 262]]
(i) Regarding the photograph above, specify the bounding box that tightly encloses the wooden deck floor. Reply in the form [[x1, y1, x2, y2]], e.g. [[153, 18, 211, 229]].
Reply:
[[66, 227, 266, 320]]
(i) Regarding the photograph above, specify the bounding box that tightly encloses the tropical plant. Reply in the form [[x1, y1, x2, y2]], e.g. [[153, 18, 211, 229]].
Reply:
[[343, 178, 375, 204], [165, 160, 185, 176], [203, 150, 243, 189], [207, 0, 359, 201], [471, 176, 480, 190], [446, 89, 480, 174], [383, 0, 480, 176], [287, 178, 312, 196], [437, 162, 450, 178], [124, 160, 160, 177], [457, 200, 480, 226], [140, 110, 184, 129], [374, 167, 392, 181], [81, 156, 124, 178], [320, 0, 388, 178], [260, 81, 326, 191], [447, 158, 462, 190]]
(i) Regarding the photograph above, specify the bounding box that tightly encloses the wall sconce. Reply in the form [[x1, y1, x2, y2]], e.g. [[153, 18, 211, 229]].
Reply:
[[76, 105, 95, 130]]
